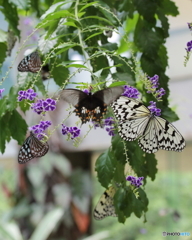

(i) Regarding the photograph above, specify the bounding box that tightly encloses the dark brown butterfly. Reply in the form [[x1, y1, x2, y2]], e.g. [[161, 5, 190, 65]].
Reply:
[[60, 86, 124, 124], [18, 51, 42, 73], [18, 132, 49, 164]]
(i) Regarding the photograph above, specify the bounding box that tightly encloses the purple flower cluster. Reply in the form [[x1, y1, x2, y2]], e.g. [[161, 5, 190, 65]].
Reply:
[[122, 86, 140, 99], [93, 117, 115, 136], [29, 120, 51, 140], [18, 89, 37, 101], [147, 75, 159, 91], [0, 88, 5, 99], [146, 75, 166, 100], [186, 40, 192, 52], [31, 98, 56, 114], [126, 176, 144, 188], [148, 101, 161, 116], [61, 124, 81, 139], [156, 88, 166, 99]]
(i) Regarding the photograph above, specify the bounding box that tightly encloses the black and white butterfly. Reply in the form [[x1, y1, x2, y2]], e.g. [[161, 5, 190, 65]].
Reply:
[[18, 51, 42, 73], [60, 86, 124, 124], [111, 96, 186, 153], [18, 132, 49, 164], [94, 186, 117, 220]]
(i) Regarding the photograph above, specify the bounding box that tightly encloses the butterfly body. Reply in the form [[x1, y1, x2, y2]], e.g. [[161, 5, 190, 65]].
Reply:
[[112, 96, 186, 153], [60, 86, 124, 124], [94, 186, 117, 220], [18, 132, 49, 164], [18, 51, 42, 73]]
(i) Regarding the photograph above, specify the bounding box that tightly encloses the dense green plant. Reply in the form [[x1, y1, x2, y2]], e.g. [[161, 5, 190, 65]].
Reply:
[[0, 0, 181, 226]]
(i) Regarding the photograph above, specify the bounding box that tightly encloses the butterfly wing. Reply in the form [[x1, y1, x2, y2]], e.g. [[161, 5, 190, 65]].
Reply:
[[18, 132, 49, 164], [112, 96, 151, 141], [112, 96, 186, 153], [93, 86, 124, 105], [94, 186, 117, 220], [59, 89, 87, 106], [154, 116, 185, 152], [18, 51, 42, 73]]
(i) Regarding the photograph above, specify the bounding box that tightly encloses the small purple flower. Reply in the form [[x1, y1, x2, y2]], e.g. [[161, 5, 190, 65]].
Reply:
[[104, 117, 115, 126], [25, 89, 38, 101], [29, 121, 51, 140], [0, 88, 5, 99], [105, 127, 115, 136], [61, 124, 69, 135], [148, 101, 161, 116], [68, 126, 81, 139], [126, 175, 144, 188], [18, 89, 37, 101], [186, 40, 192, 52], [43, 98, 56, 111], [83, 89, 90, 95], [122, 86, 140, 98], [147, 74, 159, 93], [61, 124, 81, 139], [31, 99, 44, 114], [18, 90, 27, 101], [156, 87, 166, 99]]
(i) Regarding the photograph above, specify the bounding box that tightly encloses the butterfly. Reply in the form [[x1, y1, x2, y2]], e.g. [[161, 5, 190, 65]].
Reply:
[[18, 132, 49, 164], [60, 86, 124, 124], [94, 186, 117, 220], [111, 96, 186, 153], [18, 51, 42, 73]]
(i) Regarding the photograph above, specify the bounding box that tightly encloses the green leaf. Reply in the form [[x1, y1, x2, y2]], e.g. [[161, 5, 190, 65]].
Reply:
[[0, 112, 11, 153], [84, 31, 103, 41], [133, 188, 148, 218], [145, 153, 158, 181], [0, 29, 7, 42], [161, 0, 179, 16], [95, 149, 116, 188], [111, 135, 126, 165], [114, 187, 129, 223], [40, 2, 67, 20], [112, 72, 134, 85], [134, 18, 163, 55], [162, 106, 179, 122], [82, 16, 112, 26], [0, 97, 7, 117], [62, 64, 88, 69], [133, 0, 158, 22], [9, 0, 29, 10], [63, 21, 78, 28], [1, 0, 20, 37], [43, 10, 73, 21], [79, 1, 98, 12], [29, 208, 64, 240], [101, 43, 118, 51], [35, 77, 47, 96], [52, 65, 69, 87], [0, 42, 7, 64], [9, 109, 28, 145]]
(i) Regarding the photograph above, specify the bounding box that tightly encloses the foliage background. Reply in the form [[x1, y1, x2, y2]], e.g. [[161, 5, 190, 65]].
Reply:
[[0, 0, 191, 239]]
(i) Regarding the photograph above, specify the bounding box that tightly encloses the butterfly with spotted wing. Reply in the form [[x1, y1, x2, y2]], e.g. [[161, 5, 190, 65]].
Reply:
[[94, 186, 117, 220], [18, 132, 49, 164], [18, 51, 42, 73], [111, 96, 186, 153], [60, 86, 124, 124]]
